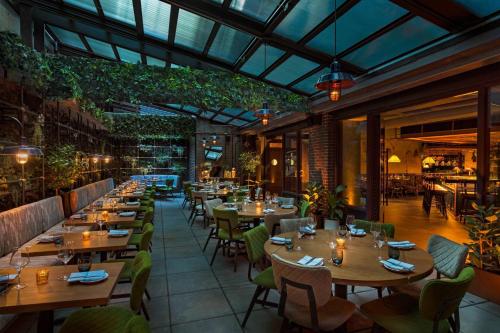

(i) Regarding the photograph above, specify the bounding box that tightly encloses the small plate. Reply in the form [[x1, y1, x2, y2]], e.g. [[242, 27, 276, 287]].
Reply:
[[382, 263, 413, 274], [108, 232, 128, 238], [79, 272, 109, 284], [351, 232, 366, 237]]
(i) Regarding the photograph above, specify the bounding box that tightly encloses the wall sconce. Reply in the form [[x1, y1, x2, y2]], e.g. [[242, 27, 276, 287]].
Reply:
[[16, 150, 29, 164], [103, 156, 111, 164], [202, 138, 207, 147], [271, 158, 278, 166], [92, 155, 99, 164], [211, 135, 217, 145]]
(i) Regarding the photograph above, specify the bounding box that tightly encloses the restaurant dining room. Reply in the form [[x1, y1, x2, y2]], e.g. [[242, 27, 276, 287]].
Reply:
[[0, 0, 499, 332]]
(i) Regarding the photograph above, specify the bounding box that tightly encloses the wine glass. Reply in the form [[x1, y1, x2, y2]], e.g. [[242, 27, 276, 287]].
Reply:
[[265, 191, 271, 203], [307, 219, 317, 239], [370, 223, 381, 248], [295, 221, 304, 251], [97, 219, 105, 236], [9, 247, 30, 289], [332, 248, 343, 266], [57, 241, 74, 280], [345, 215, 356, 231], [376, 231, 387, 260]]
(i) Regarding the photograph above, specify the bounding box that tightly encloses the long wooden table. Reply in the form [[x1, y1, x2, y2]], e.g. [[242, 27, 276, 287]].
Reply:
[[264, 230, 434, 298], [64, 212, 137, 227], [0, 262, 124, 333], [217, 202, 298, 218], [21, 230, 133, 259]]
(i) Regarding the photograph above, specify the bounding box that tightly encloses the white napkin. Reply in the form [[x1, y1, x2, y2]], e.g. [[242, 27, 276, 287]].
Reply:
[[281, 205, 294, 209], [263, 209, 275, 214], [380, 258, 415, 272], [297, 255, 324, 266], [70, 213, 86, 219], [299, 226, 315, 234], [67, 270, 107, 283], [0, 274, 17, 282], [270, 236, 290, 244], [126, 201, 140, 206], [387, 241, 416, 249], [350, 228, 366, 236], [119, 211, 135, 217]]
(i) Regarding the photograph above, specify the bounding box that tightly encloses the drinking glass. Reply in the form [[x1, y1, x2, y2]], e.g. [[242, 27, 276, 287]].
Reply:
[[295, 222, 304, 251], [265, 191, 271, 203], [376, 231, 387, 260], [370, 223, 381, 248], [9, 247, 30, 289], [77, 256, 92, 272], [332, 248, 343, 266], [345, 215, 356, 231], [97, 219, 105, 236], [308, 219, 317, 239], [57, 241, 74, 280]]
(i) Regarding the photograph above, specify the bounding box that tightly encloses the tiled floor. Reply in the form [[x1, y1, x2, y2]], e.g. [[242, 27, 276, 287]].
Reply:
[[11, 197, 500, 332]]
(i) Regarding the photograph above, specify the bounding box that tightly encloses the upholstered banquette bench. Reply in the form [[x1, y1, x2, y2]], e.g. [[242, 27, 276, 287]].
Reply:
[[130, 175, 179, 189], [69, 178, 115, 214]]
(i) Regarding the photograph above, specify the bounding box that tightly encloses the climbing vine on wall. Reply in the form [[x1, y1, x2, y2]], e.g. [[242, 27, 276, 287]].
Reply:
[[110, 114, 195, 140]]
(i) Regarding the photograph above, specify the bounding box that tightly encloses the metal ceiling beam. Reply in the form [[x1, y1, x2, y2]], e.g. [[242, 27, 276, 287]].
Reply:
[[167, 6, 178, 46], [131, 0, 146, 63], [264, 0, 300, 34], [92, 0, 105, 20]]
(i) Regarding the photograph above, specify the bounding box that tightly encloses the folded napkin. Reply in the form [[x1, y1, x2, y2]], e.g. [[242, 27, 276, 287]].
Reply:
[[224, 207, 238, 211], [297, 255, 324, 267], [380, 258, 415, 272], [38, 234, 63, 243], [126, 201, 140, 206], [0, 274, 17, 283], [263, 209, 275, 214], [132, 191, 142, 195], [270, 237, 291, 244], [67, 270, 107, 283], [119, 211, 135, 217], [70, 213, 86, 219], [299, 226, 315, 234], [281, 205, 294, 209], [350, 228, 366, 236], [108, 230, 129, 236], [387, 241, 416, 249]]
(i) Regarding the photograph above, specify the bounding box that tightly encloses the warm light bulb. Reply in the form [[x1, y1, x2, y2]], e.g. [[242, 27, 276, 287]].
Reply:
[[271, 158, 278, 166], [104, 157, 110, 164], [329, 83, 341, 102], [92, 157, 99, 164], [262, 118, 269, 126], [16, 152, 29, 164]]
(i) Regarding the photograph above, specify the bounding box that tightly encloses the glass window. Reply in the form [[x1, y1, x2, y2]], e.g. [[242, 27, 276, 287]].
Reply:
[[63, 0, 97, 13], [49, 25, 86, 50], [117, 47, 142, 64], [454, 0, 500, 17], [240, 111, 258, 121], [208, 25, 253, 64], [213, 114, 232, 123], [222, 108, 243, 117], [292, 69, 327, 94], [229, 118, 247, 127], [74, 21, 107, 41], [146, 56, 165, 67], [175, 10, 214, 52], [100, 0, 136, 26], [301, 131, 310, 192], [265, 55, 319, 86], [342, 117, 367, 207], [274, 0, 345, 41], [240, 45, 285, 76], [141, 0, 170, 40], [284, 132, 298, 193], [307, 0, 407, 55], [342, 17, 447, 69], [230, 0, 281, 22], [110, 33, 141, 51], [86, 37, 116, 59], [489, 86, 500, 205], [183, 105, 200, 114]]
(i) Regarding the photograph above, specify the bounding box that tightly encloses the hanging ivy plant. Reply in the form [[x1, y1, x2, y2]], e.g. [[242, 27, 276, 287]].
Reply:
[[109, 114, 195, 140]]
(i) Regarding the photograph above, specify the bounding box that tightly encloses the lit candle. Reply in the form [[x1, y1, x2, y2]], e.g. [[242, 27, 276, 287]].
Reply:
[[101, 210, 109, 220], [336, 237, 346, 249], [82, 231, 91, 241], [36, 269, 49, 285], [256, 201, 262, 208]]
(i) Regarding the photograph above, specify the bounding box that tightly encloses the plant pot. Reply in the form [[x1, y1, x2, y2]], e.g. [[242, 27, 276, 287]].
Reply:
[[324, 219, 339, 230], [468, 267, 500, 304]]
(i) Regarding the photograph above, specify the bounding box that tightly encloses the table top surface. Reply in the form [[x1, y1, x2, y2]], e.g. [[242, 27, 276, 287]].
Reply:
[[217, 202, 298, 218], [0, 262, 124, 314], [21, 230, 133, 257], [97, 202, 142, 211], [64, 212, 137, 226], [264, 230, 434, 287]]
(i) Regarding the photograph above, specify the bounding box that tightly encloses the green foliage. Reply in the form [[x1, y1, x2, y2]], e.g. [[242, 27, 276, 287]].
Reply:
[[0, 32, 309, 114], [326, 184, 347, 221], [238, 151, 261, 178], [45, 144, 83, 191], [302, 182, 325, 216], [465, 203, 500, 273], [109, 114, 195, 139], [301, 183, 347, 220]]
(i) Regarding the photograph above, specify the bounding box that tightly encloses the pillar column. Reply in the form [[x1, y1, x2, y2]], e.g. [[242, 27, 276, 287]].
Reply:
[[367, 114, 381, 221], [34, 20, 45, 52], [19, 3, 33, 48]]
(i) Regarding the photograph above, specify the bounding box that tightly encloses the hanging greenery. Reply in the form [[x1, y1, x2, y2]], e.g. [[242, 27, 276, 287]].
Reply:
[[0, 32, 309, 114], [109, 114, 195, 140]]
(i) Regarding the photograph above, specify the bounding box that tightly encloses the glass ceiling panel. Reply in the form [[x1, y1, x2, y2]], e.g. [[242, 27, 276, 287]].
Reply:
[[213, 114, 232, 123], [74, 21, 107, 41], [292, 68, 327, 94], [146, 56, 166, 67], [117, 47, 142, 64], [240, 111, 258, 121], [222, 108, 244, 117], [307, 0, 407, 55], [183, 105, 200, 113], [200, 110, 215, 118], [100, 0, 135, 26], [141, 0, 170, 40], [63, 0, 97, 13], [175, 9, 215, 52], [265, 55, 319, 85], [229, 118, 247, 127], [139, 105, 176, 116], [454, 0, 500, 17], [86, 37, 116, 59], [49, 25, 86, 50], [208, 25, 253, 64], [342, 17, 447, 69], [230, 0, 281, 23], [274, 0, 346, 41], [240, 45, 285, 76]]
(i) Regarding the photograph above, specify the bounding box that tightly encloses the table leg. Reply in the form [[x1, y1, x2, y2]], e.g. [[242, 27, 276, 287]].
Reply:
[[100, 251, 108, 262], [37, 310, 54, 333]]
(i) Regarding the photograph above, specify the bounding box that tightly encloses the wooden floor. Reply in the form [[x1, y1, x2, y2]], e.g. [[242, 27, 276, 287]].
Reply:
[[382, 196, 469, 248]]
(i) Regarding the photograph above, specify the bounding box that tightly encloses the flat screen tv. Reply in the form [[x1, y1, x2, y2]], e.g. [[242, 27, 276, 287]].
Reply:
[[205, 146, 223, 161]]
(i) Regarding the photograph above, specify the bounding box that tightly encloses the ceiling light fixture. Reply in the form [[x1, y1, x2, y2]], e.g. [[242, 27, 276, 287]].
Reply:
[[255, 43, 273, 126], [315, 0, 356, 101]]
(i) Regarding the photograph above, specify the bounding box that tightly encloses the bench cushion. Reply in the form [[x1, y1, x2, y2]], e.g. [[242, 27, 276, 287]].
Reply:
[[69, 178, 115, 214]]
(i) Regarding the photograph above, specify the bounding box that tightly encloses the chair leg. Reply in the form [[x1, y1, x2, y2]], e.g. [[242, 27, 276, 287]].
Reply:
[[351, 285, 355, 293], [210, 239, 221, 266], [233, 242, 239, 272], [280, 318, 289, 333], [242, 286, 264, 327], [141, 301, 150, 321], [145, 287, 151, 300], [203, 228, 215, 252], [377, 287, 383, 298]]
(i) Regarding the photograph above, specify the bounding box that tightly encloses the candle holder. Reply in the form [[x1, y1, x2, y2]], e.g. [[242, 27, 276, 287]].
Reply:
[[36, 269, 49, 285], [101, 210, 109, 220], [82, 231, 91, 241], [332, 248, 343, 266], [336, 237, 346, 249]]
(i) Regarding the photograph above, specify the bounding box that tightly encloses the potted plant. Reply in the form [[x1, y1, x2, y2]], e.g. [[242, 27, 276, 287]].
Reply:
[[301, 182, 325, 224], [326, 184, 347, 223], [238, 151, 261, 185], [464, 202, 500, 303]]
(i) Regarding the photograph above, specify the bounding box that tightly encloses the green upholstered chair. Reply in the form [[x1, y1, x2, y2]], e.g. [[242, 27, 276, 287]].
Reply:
[[354, 219, 395, 238], [59, 307, 150, 333], [241, 224, 277, 327], [210, 207, 245, 272], [182, 185, 193, 208], [119, 207, 153, 231], [128, 223, 154, 253], [106, 251, 152, 301], [361, 267, 475, 333], [202, 198, 223, 252]]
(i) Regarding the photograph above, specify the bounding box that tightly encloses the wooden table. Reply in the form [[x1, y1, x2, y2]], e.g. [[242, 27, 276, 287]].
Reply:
[[264, 230, 434, 299], [98, 202, 142, 211], [64, 212, 137, 227], [0, 262, 124, 333], [21, 230, 133, 261], [217, 202, 298, 219], [106, 191, 144, 199]]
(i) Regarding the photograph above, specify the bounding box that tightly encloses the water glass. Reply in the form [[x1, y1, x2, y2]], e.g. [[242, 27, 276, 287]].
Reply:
[[370, 223, 381, 248], [9, 247, 30, 290], [346, 215, 355, 231], [77, 256, 92, 272], [376, 231, 387, 260], [57, 241, 74, 280], [332, 248, 343, 266]]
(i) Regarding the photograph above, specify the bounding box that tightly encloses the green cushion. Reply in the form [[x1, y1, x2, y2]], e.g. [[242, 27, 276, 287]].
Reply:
[[360, 293, 450, 333], [243, 224, 269, 264], [128, 234, 141, 247], [218, 228, 243, 241], [354, 219, 395, 238], [59, 306, 150, 333], [118, 220, 144, 229], [104, 258, 133, 280], [253, 266, 276, 289]]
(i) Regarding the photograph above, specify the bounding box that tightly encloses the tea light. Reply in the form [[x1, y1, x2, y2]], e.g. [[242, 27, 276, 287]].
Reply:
[[36, 269, 49, 285], [336, 237, 346, 249], [255, 201, 262, 208], [101, 210, 109, 220], [82, 231, 91, 241]]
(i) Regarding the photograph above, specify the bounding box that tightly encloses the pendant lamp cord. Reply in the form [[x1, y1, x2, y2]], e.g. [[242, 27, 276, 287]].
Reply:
[[334, 0, 337, 58]]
